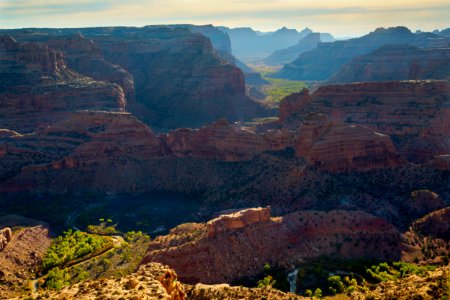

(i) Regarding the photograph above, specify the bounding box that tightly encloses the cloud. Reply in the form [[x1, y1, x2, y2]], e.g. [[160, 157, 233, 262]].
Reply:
[[0, 0, 449, 36]]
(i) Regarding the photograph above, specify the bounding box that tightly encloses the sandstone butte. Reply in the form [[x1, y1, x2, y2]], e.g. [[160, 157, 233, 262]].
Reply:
[[0, 35, 126, 133], [142, 207, 401, 284]]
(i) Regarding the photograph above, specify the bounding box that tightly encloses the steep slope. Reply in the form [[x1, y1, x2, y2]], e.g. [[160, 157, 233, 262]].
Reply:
[[328, 45, 450, 83], [0, 35, 126, 133], [276, 27, 450, 80], [0, 216, 51, 299], [6, 27, 269, 130], [279, 80, 450, 162], [142, 207, 401, 284]]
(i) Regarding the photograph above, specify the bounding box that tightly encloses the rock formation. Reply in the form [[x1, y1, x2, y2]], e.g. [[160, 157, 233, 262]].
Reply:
[[265, 33, 323, 66], [279, 80, 450, 162], [43, 263, 185, 300], [0, 35, 126, 133], [328, 45, 450, 83], [43, 262, 301, 300], [142, 207, 401, 284], [295, 113, 402, 172], [276, 27, 450, 80], [0, 219, 51, 299], [161, 119, 293, 161], [5, 27, 269, 130], [0, 227, 12, 252]]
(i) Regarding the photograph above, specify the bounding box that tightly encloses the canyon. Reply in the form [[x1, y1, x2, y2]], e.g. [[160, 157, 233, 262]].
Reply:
[[2, 26, 268, 131], [0, 23, 448, 299], [276, 27, 450, 81]]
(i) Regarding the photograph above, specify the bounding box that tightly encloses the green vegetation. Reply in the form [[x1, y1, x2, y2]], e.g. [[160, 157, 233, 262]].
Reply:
[[294, 257, 441, 297], [43, 229, 113, 270], [44, 267, 70, 290], [247, 66, 308, 104], [86, 218, 118, 235], [257, 275, 277, 288], [67, 230, 150, 282], [366, 262, 437, 283], [253, 263, 289, 292], [260, 76, 307, 103]]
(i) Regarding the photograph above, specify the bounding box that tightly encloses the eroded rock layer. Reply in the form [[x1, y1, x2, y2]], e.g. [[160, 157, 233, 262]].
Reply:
[[277, 26, 450, 80], [7, 27, 269, 130], [142, 207, 401, 284], [280, 80, 450, 162], [328, 45, 450, 83], [0, 35, 126, 133]]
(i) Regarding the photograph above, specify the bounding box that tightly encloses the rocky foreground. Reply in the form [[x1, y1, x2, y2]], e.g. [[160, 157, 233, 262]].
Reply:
[[41, 262, 302, 300]]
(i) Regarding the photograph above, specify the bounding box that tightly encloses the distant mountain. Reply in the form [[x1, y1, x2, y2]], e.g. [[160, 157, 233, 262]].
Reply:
[[264, 32, 335, 66], [275, 26, 450, 81], [433, 28, 450, 37], [219, 26, 313, 61], [328, 44, 450, 84]]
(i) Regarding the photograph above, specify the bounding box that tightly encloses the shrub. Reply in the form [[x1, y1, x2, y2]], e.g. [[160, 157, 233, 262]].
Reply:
[[44, 267, 70, 290], [43, 229, 112, 270]]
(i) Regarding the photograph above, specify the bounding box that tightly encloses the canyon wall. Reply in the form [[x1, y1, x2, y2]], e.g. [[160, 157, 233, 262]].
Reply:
[[276, 27, 450, 81], [0, 35, 126, 133], [280, 80, 450, 162], [328, 45, 450, 83]]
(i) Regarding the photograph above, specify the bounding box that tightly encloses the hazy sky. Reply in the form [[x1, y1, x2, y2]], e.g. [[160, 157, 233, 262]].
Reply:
[[0, 0, 449, 37]]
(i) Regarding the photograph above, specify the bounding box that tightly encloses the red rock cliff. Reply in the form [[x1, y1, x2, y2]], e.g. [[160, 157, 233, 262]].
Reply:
[[0, 35, 126, 133]]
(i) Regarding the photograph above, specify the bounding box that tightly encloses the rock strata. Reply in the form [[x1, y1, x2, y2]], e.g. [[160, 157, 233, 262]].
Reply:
[[0, 35, 126, 133], [295, 114, 402, 172], [277, 26, 450, 80], [328, 45, 450, 83], [142, 208, 400, 284], [279, 80, 450, 162]]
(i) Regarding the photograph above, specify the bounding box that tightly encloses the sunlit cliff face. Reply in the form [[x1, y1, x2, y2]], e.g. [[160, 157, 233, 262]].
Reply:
[[1, 0, 449, 36]]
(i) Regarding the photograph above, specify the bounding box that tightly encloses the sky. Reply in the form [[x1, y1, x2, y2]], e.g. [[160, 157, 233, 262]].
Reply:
[[0, 0, 449, 37]]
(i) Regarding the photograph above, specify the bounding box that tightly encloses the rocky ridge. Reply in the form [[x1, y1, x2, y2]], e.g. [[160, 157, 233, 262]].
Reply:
[[277, 27, 450, 80], [142, 207, 401, 284], [42, 262, 301, 300], [279, 80, 450, 162], [5, 27, 269, 130], [328, 44, 450, 83], [0, 35, 126, 133]]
